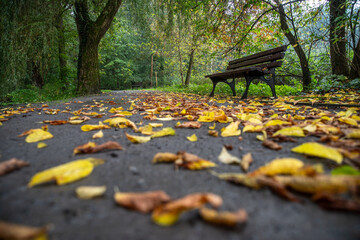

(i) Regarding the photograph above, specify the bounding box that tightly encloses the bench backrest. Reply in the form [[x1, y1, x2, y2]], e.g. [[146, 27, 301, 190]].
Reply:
[[226, 45, 287, 70]]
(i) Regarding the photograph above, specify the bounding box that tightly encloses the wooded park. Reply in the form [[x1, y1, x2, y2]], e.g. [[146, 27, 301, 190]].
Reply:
[[0, 0, 359, 102]]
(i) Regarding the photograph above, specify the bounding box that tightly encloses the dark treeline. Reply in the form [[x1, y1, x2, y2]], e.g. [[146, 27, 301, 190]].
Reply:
[[0, 0, 359, 102]]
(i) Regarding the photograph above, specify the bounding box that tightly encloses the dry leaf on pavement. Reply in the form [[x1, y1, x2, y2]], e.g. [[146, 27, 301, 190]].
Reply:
[[28, 158, 104, 187], [176, 121, 202, 129], [73, 141, 123, 154], [221, 121, 241, 137], [0, 221, 48, 240], [218, 147, 241, 165], [152, 152, 179, 163], [175, 152, 216, 170], [199, 207, 247, 228], [240, 153, 253, 172], [114, 190, 171, 213], [76, 186, 107, 199], [291, 142, 343, 164], [0, 158, 29, 176], [262, 139, 282, 150], [152, 193, 223, 226], [125, 132, 151, 143]]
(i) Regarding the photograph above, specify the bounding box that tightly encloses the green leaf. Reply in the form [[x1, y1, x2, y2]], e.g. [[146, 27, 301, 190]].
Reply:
[[331, 166, 360, 176]]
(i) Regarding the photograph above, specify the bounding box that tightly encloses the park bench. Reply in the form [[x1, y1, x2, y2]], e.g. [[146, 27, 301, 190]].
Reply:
[[131, 82, 142, 89], [205, 45, 288, 99]]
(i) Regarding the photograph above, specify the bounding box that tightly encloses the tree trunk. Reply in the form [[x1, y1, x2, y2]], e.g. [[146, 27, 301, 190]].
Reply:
[[275, 0, 311, 91], [184, 49, 195, 86], [150, 53, 153, 87], [329, 0, 349, 76], [32, 61, 44, 89], [75, 0, 122, 95], [349, 38, 360, 79], [177, 29, 184, 85], [56, 14, 67, 90]]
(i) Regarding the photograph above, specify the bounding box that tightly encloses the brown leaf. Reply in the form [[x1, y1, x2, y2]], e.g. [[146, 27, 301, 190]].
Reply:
[[0, 158, 29, 176], [208, 130, 219, 137], [152, 152, 179, 163], [176, 121, 202, 129], [43, 120, 68, 125], [312, 192, 360, 212], [73, 141, 123, 155], [262, 139, 282, 150], [0, 221, 47, 239], [175, 152, 216, 170], [199, 207, 247, 227], [256, 177, 301, 202], [114, 190, 171, 213], [240, 153, 253, 172], [152, 193, 223, 226]]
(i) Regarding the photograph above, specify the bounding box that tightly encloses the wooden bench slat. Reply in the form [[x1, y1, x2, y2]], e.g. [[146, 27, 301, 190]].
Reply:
[[227, 52, 285, 70], [228, 45, 287, 65], [205, 61, 283, 79]]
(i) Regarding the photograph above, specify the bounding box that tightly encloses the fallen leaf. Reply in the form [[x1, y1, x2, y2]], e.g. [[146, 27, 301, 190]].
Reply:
[[262, 139, 282, 150], [264, 120, 291, 127], [339, 117, 358, 126], [208, 130, 219, 137], [125, 132, 152, 143], [76, 186, 107, 199], [81, 122, 111, 131], [273, 126, 305, 137], [176, 121, 202, 129], [152, 193, 223, 226], [221, 121, 241, 137], [218, 147, 241, 165], [149, 123, 163, 128], [240, 153, 253, 172], [0, 221, 48, 240], [138, 124, 153, 135], [344, 129, 360, 139], [0, 158, 29, 176], [20, 128, 53, 143], [92, 130, 104, 139], [176, 152, 216, 170], [249, 158, 323, 176], [73, 141, 123, 154], [28, 158, 104, 187], [313, 192, 360, 212], [243, 125, 263, 133], [37, 142, 48, 149], [331, 165, 360, 176], [152, 152, 179, 163], [114, 190, 171, 213], [43, 120, 68, 125], [274, 175, 360, 194], [199, 207, 247, 227], [291, 142, 343, 164], [151, 127, 176, 138], [187, 134, 198, 142], [209, 123, 216, 130]]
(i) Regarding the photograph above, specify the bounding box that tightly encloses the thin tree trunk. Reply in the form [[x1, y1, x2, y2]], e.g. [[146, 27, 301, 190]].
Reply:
[[329, 0, 349, 76], [275, 0, 311, 91], [32, 61, 44, 89], [177, 30, 184, 85], [56, 14, 67, 89], [150, 53, 153, 87], [349, 39, 360, 79], [75, 0, 122, 95], [184, 49, 195, 86]]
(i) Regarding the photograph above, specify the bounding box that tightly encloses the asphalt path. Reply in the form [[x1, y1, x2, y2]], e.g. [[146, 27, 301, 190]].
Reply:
[[0, 90, 359, 240]]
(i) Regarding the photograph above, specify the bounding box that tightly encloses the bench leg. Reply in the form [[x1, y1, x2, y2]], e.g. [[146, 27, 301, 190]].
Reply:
[[227, 78, 236, 96], [263, 68, 277, 98], [242, 75, 254, 99], [209, 78, 219, 97]]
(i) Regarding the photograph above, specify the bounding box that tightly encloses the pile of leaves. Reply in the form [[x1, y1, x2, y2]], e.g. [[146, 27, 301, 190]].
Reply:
[[0, 90, 360, 238]]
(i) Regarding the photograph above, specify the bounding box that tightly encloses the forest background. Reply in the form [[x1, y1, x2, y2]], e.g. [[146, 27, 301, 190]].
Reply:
[[0, 0, 359, 104]]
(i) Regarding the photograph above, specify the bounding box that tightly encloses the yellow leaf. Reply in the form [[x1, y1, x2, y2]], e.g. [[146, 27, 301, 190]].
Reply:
[[28, 158, 104, 187], [209, 123, 216, 130], [76, 186, 106, 199], [243, 125, 263, 133], [25, 129, 53, 143], [291, 142, 343, 164], [0, 122, 2, 126], [157, 117, 174, 121], [138, 124, 153, 135], [249, 158, 307, 176], [339, 117, 358, 126], [256, 130, 267, 141], [92, 130, 103, 139], [103, 117, 137, 130], [125, 132, 151, 143], [151, 127, 175, 138], [303, 124, 317, 133], [264, 120, 291, 127], [187, 134, 198, 142], [199, 207, 247, 227], [293, 115, 305, 120], [180, 109, 186, 114], [37, 142, 48, 148], [273, 126, 305, 137], [345, 129, 360, 139], [149, 123, 163, 128], [152, 152, 179, 163], [81, 123, 110, 132], [218, 147, 241, 164], [108, 107, 124, 113], [221, 121, 241, 137]]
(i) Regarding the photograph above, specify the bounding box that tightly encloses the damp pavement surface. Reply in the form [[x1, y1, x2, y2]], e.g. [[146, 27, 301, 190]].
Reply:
[[0, 90, 359, 240]]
